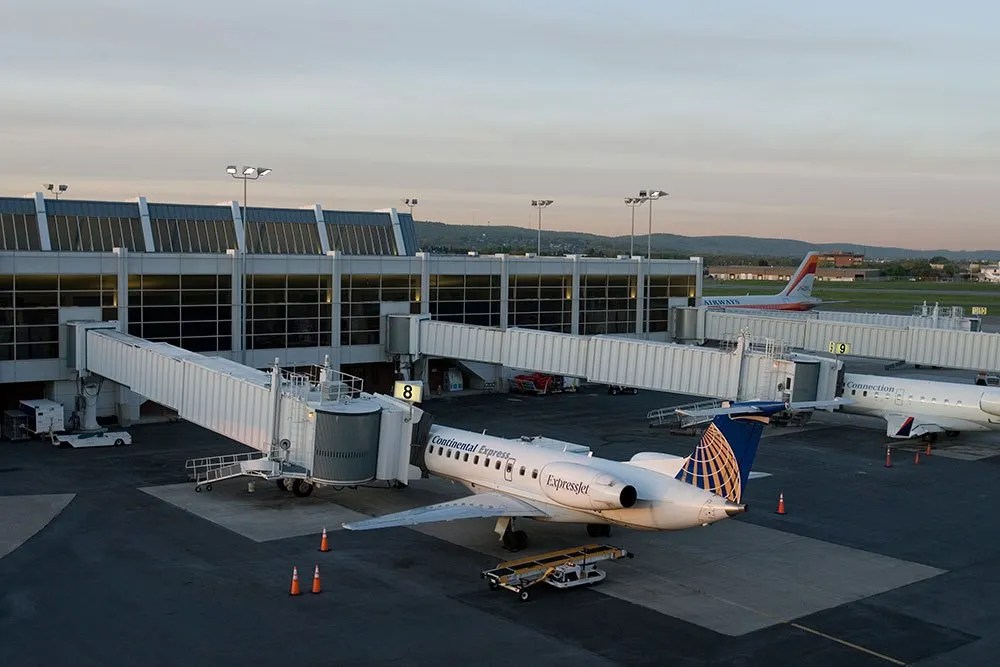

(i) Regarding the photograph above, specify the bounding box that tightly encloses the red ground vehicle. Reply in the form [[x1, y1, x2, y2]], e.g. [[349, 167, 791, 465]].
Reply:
[[508, 373, 569, 395]]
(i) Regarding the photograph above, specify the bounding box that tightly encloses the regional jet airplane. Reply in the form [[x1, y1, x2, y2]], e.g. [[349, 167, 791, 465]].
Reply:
[[839, 373, 1000, 440], [702, 252, 828, 311], [343, 401, 786, 550]]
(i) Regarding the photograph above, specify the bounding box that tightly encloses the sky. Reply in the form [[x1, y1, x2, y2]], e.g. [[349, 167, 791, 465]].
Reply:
[[1, 0, 998, 250]]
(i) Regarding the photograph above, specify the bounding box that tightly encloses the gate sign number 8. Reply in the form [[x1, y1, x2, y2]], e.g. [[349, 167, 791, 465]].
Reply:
[[393, 381, 423, 403]]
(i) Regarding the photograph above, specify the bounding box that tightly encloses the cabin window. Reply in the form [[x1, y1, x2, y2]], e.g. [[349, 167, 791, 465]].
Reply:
[[519, 466, 526, 476], [944, 399, 949, 405], [463, 453, 469, 462], [506, 463, 513, 473], [957, 400, 962, 406], [446, 449, 452, 458], [485, 458, 491, 467], [921, 396, 925, 402], [474, 455, 480, 464], [863, 391, 868, 397], [851, 389, 856, 396], [495, 460, 502, 470], [531, 469, 538, 479]]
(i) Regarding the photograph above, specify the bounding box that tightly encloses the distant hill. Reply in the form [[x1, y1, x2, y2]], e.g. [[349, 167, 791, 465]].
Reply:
[[413, 221, 1000, 262]]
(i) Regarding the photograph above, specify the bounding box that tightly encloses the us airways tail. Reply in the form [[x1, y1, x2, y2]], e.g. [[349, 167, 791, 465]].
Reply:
[[702, 252, 827, 311]]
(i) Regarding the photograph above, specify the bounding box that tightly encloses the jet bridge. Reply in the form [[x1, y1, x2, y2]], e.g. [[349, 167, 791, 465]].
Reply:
[[67, 321, 427, 493], [388, 315, 843, 404]]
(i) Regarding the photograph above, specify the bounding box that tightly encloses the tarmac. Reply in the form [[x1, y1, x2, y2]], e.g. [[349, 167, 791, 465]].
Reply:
[[1, 375, 998, 666]]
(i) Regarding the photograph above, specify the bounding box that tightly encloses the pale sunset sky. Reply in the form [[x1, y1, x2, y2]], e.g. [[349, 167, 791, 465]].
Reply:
[[1, 1, 998, 250]]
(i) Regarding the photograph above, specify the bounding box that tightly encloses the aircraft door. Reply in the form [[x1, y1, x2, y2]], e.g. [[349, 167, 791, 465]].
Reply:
[[504, 457, 516, 483], [895, 389, 904, 406]]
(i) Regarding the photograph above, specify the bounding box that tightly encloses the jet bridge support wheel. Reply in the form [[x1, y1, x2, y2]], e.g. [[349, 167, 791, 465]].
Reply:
[[292, 479, 314, 497]]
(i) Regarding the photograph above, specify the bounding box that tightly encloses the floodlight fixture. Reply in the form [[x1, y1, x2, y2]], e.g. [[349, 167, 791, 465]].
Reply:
[[44, 183, 69, 199]]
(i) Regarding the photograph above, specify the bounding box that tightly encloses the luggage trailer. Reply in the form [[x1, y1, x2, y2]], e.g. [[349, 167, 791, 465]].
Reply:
[[481, 544, 634, 601]]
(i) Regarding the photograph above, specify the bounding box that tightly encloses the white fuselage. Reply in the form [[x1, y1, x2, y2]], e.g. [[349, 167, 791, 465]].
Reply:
[[841, 373, 1000, 432], [423, 425, 735, 531], [702, 294, 820, 311]]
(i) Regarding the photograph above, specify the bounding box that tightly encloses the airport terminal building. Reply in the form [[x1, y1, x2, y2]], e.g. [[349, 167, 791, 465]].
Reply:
[[1, 192, 702, 419]]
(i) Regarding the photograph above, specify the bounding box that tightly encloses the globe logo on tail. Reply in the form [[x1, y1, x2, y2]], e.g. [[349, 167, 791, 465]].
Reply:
[[675, 422, 743, 502]]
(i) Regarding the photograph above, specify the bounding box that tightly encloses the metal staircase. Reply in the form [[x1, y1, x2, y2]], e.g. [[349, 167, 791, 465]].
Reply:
[[647, 399, 726, 429], [185, 451, 271, 487]]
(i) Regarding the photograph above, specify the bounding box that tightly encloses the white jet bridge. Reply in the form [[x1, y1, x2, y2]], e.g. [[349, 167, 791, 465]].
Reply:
[[67, 321, 429, 496], [388, 315, 844, 405]]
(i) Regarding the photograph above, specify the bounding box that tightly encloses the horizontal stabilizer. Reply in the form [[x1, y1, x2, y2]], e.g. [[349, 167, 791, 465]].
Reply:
[[342, 491, 549, 531]]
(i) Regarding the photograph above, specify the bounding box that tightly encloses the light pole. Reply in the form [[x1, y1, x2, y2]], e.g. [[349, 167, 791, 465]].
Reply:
[[531, 199, 553, 255], [226, 165, 272, 364], [638, 189, 667, 337], [402, 198, 418, 216], [44, 183, 68, 199], [638, 189, 667, 259], [227, 165, 272, 231], [624, 197, 645, 256]]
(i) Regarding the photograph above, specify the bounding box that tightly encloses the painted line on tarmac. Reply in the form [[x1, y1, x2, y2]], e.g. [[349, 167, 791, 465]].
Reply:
[[789, 622, 907, 666]]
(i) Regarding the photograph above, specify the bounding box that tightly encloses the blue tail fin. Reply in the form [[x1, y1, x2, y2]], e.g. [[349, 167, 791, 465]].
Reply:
[[674, 401, 786, 502]]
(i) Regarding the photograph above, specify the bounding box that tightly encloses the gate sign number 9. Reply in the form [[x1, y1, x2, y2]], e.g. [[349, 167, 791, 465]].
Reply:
[[828, 341, 851, 355], [394, 381, 423, 403]]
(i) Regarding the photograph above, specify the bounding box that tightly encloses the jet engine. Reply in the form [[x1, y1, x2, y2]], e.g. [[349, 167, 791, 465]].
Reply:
[[538, 462, 638, 511]]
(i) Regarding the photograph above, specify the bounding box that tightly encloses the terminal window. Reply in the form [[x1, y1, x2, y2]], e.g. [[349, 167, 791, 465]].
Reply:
[[245, 220, 322, 254], [128, 274, 233, 352], [151, 217, 238, 253], [326, 222, 398, 255], [430, 274, 501, 328], [48, 214, 145, 252], [249, 274, 331, 350], [508, 274, 571, 333], [581, 274, 636, 335], [0, 274, 115, 361], [0, 213, 42, 251]]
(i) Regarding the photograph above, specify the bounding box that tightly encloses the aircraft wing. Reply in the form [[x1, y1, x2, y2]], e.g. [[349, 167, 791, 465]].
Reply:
[[342, 491, 550, 531], [884, 413, 945, 439]]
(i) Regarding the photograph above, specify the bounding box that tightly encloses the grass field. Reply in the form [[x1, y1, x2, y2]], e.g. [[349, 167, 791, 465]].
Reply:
[[703, 279, 1000, 314]]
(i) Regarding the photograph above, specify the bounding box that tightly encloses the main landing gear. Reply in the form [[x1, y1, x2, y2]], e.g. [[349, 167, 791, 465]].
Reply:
[[494, 518, 614, 551], [496, 517, 529, 551], [587, 523, 612, 538]]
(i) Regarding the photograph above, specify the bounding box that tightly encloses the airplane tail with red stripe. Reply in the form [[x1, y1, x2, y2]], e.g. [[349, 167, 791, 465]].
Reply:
[[779, 252, 819, 299]]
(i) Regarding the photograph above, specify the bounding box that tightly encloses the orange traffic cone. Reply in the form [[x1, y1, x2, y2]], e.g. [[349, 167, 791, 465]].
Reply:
[[775, 492, 786, 515], [319, 527, 330, 552], [311, 564, 322, 594], [914, 449, 921, 465], [884, 445, 893, 468], [289, 566, 301, 596], [925, 440, 932, 457]]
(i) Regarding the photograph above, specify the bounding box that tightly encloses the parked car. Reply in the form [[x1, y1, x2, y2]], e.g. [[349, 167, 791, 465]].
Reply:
[[608, 385, 639, 395]]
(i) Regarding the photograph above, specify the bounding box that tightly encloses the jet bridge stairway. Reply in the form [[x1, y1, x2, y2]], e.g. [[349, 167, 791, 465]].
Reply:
[[185, 448, 314, 493], [647, 399, 726, 433]]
